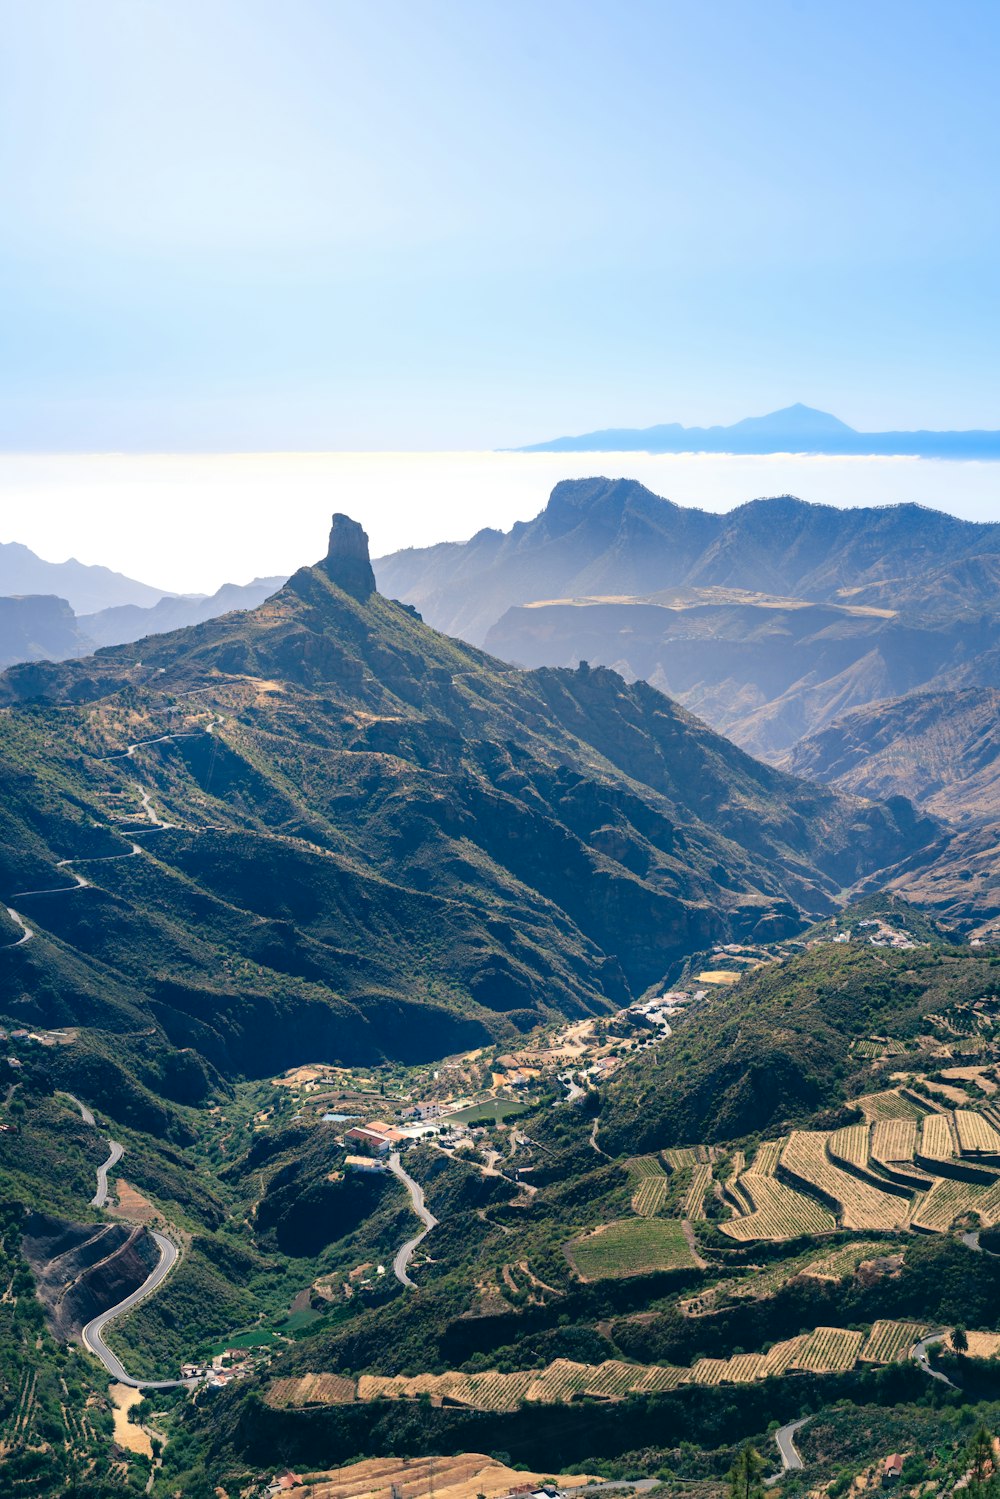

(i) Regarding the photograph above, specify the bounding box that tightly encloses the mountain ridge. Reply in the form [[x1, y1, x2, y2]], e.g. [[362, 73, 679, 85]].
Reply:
[[518, 403, 1000, 456], [0, 514, 935, 1097]]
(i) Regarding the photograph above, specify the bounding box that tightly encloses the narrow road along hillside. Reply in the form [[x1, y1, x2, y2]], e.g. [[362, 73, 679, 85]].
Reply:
[[58, 1092, 193, 1387], [388, 1151, 439, 1289], [81, 1233, 195, 1389], [91, 1141, 125, 1209], [766, 1417, 809, 1484], [3, 907, 34, 947]]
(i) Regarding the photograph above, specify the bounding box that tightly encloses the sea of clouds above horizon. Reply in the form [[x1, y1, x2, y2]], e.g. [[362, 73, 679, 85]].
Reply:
[[1, 449, 999, 595]]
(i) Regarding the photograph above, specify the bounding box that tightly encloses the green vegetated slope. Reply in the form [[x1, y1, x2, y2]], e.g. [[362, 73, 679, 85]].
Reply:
[[599, 934, 996, 1153], [0, 516, 932, 1093]]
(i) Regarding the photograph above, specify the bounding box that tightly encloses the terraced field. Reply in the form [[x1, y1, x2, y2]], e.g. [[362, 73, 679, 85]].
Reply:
[[828, 1124, 870, 1168], [663, 1146, 718, 1168], [955, 1109, 1000, 1155], [860, 1320, 927, 1362], [871, 1119, 918, 1164], [684, 1163, 713, 1220], [854, 1090, 922, 1122], [909, 1176, 1000, 1232], [780, 1131, 911, 1230], [919, 1113, 958, 1161], [626, 1156, 669, 1217], [566, 1217, 696, 1279], [719, 1173, 835, 1241], [267, 1320, 947, 1414]]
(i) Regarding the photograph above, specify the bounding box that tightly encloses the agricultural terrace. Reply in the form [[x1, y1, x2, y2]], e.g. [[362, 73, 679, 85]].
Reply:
[[626, 1156, 668, 1217], [566, 1217, 696, 1280], [663, 1146, 719, 1168], [684, 1163, 712, 1220], [719, 1173, 835, 1241], [273, 1454, 601, 1499], [265, 1320, 941, 1413], [854, 1090, 923, 1122], [780, 1131, 911, 1230], [871, 1119, 918, 1163], [860, 1320, 928, 1362], [919, 1114, 958, 1161], [829, 1124, 870, 1168], [955, 1109, 1000, 1154], [910, 1175, 1000, 1232]]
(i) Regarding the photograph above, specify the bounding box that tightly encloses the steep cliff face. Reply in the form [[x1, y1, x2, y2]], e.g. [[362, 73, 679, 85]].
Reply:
[[22, 1213, 161, 1340], [0, 594, 90, 669]]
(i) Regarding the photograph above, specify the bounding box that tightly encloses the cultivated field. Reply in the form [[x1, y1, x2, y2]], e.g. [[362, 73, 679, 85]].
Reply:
[[663, 1145, 718, 1168], [269, 1319, 945, 1415], [854, 1090, 922, 1122], [919, 1114, 957, 1161], [719, 1173, 835, 1241], [871, 1119, 917, 1163], [566, 1218, 696, 1279], [626, 1155, 669, 1217], [859, 1320, 927, 1362], [780, 1131, 911, 1230], [684, 1163, 712, 1220], [282, 1454, 601, 1499], [955, 1109, 1000, 1155]]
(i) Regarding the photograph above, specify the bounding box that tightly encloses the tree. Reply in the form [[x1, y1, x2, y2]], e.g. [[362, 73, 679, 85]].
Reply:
[[966, 1426, 994, 1499], [729, 1444, 766, 1499], [953, 1324, 969, 1352]]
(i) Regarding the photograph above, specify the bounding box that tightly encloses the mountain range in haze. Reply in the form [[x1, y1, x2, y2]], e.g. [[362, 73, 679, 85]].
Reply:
[[519, 401, 1000, 456], [0, 539, 285, 668], [376, 479, 1000, 927]]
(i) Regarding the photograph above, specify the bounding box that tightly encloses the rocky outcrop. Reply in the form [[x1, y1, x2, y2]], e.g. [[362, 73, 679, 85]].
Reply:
[[22, 1212, 161, 1341], [323, 513, 376, 600]]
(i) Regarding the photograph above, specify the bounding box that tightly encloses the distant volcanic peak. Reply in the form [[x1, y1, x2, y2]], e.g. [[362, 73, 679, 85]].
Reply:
[[323, 513, 376, 600]]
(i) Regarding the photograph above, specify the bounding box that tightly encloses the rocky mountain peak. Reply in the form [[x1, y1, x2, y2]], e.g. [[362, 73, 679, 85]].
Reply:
[[324, 513, 376, 600]]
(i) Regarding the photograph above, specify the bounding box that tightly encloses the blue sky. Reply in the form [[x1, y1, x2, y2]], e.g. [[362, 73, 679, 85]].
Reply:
[[2, 0, 999, 449]]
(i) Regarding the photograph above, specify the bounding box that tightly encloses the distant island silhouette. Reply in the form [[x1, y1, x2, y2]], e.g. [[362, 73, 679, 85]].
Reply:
[[517, 402, 1000, 457]]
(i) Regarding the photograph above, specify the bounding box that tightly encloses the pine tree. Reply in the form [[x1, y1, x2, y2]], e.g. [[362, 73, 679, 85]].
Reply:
[[729, 1444, 766, 1499]]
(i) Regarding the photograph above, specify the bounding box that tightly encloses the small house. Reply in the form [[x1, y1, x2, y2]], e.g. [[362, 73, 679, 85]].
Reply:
[[882, 1454, 904, 1486]]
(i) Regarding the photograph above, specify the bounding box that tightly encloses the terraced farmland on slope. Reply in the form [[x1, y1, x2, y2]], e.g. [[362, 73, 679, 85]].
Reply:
[[626, 1156, 669, 1217], [919, 1113, 957, 1162], [663, 1146, 719, 1169], [955, 1109, 1000, 1155], [719, 1139, 835, 1241], [267, 1320, 945, 1414], [860, 1320, 927, 1363], [909, 1174, 1000, 1231], [871, 1119, 918, 1164], [566, 1217, 696, 1279], [780, 1131, 911, 1230], [684, 1163, 713, 1220], [829, 1124, 871, 1168], [855, 1090, 922, 1122]]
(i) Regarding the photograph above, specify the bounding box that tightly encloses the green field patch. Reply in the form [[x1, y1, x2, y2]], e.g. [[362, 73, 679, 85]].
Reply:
[[566, 1217, 696, 1280], [209, 1328, 281, 1355], [445, 1099, 533, 1126]]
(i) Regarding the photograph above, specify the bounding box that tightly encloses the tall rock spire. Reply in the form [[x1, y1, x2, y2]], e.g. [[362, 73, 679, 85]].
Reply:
[[323, 514, 376, 600]]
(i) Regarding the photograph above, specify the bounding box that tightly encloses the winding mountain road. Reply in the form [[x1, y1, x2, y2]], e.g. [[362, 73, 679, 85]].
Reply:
[[81, 1232, 194, 1389], [91, 1141, 125, 1209], [388, 1151, 438, 1288], [911, 1330, 957, 1388], [3, 907, 34, 947], [57, 1093, 192, 1387], [765, 1417, 809, 1484]]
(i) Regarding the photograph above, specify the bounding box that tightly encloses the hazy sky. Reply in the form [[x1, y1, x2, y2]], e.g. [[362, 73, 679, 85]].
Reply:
[[5, 452, 1000, 594], [3, 1, 1000, 451]]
